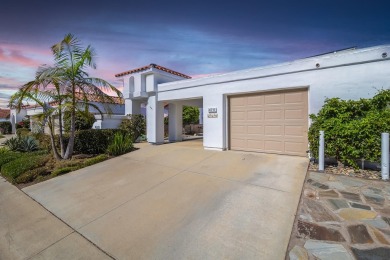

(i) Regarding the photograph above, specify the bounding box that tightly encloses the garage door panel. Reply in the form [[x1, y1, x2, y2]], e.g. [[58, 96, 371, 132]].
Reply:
[[247, 140, 265, 150], [247, 125, 264, 134], [247, 96, 264, 105], [231, 125, 246, 134], [285, 142, 306, 154], [229, 89, 308, 156], [264, 140, 284, 152], [285, 125, 305, 137], [285, 109, 305, 119], [230, 96, 246, 106], [231, 138, 247, 149], [265, 110, 283, 120], [285, 92, 305, 104], [247, 111, 263, 120], [264, 125, 283, 136], [231, 111, 246, 120], [265, 94, 283, 105]]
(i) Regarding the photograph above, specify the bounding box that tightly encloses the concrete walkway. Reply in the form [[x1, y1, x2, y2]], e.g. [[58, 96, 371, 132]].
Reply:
[[19, 140, 308, 259], [0, 177, 110, 259]]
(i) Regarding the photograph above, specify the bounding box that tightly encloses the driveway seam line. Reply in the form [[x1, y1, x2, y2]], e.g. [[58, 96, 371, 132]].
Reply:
[[21, 191, 116, 260], [25, 231, 75, 260]]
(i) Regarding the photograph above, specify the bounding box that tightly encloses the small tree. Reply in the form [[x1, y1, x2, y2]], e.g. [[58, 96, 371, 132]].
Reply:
[[64, 110, 96, 132], [183, 106, 199, 125], [10, 34, 122, 160], [119, 114, 146, 142]]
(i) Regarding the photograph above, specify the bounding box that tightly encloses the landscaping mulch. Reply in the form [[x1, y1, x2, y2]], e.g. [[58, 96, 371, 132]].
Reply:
[[309, 162, 382, 180]]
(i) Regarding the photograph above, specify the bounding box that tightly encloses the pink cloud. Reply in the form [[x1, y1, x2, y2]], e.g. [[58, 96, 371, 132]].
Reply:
[[0, 43, 51, 68]]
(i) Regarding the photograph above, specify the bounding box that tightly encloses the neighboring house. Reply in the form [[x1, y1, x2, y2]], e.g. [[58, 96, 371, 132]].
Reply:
[[118, 45, 390, 157], [10, 94, 125, 134], [0, 109, 10, 122]]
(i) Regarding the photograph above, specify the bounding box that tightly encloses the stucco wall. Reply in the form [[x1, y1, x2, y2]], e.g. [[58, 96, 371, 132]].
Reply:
[[157, 45, 390, 150]]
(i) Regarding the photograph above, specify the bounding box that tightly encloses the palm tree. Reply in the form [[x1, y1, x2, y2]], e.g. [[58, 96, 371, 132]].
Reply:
[[11, 34, 122, 159]]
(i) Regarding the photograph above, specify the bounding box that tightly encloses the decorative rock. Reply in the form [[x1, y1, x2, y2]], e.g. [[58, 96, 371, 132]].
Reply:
[[351, 247, 390, 260], [338, 208, 377, 220], [379, 229, 390, 240], [303, 189, 317, 199], [327, 199, 350, 210], [319, 189, 339, 198], [325, 181, 346, 191], [289, 245, 308, 260], [349, 202, 371, 210], [364, 194, 385, 206], [310, 181, 329, 190], [304, 240, 354, 260], [340, 191, 361, 202], [372, 228, 390, 245], [382, 217, 390, 227], [347, 224, 374, 244], [337, 175, 366, 187], [363, 218, 390, 229], [298, 220, 345, 242], [305, 199, 339, 222]]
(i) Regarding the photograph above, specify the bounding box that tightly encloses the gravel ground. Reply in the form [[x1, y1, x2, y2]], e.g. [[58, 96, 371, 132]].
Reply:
[[309, 162, 383, 180]]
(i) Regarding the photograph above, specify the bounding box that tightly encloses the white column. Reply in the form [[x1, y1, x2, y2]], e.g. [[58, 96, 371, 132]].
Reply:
[[146, 95, 164, 144], [199, 108, 203, 124], [203, 94, 226, 150], [168, 103, 183, 142], [125, 99, 141, 115]]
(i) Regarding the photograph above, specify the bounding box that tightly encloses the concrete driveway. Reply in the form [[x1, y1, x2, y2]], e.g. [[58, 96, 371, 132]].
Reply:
[[23, 140, 308, 259]]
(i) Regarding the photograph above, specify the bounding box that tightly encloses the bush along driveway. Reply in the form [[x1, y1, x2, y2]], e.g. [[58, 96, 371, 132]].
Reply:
[[287, 171, 390, 260]]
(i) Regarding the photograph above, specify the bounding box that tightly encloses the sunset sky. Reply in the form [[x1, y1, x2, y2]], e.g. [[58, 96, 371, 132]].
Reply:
[[1, 0, 390, 108]]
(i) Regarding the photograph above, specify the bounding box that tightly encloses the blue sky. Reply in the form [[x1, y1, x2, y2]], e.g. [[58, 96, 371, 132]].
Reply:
[[1, 0, 390, 108]]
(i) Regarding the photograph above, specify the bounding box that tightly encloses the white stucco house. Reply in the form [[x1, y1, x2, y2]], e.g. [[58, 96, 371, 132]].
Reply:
[[0, 109, 10, 123], [9, 94, 125, 134], [117, 45, 390, 157]]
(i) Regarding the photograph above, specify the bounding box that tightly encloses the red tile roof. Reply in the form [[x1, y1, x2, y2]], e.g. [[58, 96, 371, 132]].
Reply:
[[115, 63, 191, 79], [21, 93, 124, 110], [0, 109, 10, 119]]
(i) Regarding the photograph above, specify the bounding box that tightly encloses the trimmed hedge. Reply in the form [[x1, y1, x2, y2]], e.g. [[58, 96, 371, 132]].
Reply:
[[1, 154, 50, 182], [308, 89, 390, 167], [0, 152, 24, 168], [73, 129, 127, 154]]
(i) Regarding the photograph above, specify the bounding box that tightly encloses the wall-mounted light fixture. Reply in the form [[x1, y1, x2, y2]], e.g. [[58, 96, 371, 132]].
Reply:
[[382, 52, 388, 58]]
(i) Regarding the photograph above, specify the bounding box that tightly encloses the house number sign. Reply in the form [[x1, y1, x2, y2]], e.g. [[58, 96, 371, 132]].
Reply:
[[208, 107, 218, 118]]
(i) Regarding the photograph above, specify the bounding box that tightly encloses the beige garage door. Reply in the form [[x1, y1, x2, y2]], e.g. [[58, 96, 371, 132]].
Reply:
[[229, 89, 308, 156]]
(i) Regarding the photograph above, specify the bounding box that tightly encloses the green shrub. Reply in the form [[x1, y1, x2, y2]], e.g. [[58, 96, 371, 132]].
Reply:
[[0, 121, 12, 134], [64, 110, 96, 133], [1, 154, 49, 182], [14, 167, 48, 184], [0, 152, 23, 168], [52, 166, 79, 176], [308, 89, 390, 167], [31, 133, 52, 151], [73, 129, 126, 154], [107, 133, 133, 156], [16, 128, 30, 137], [4, 136, 39, 152], [83, 154, 109, 166], [119, 114, 146, 142]]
